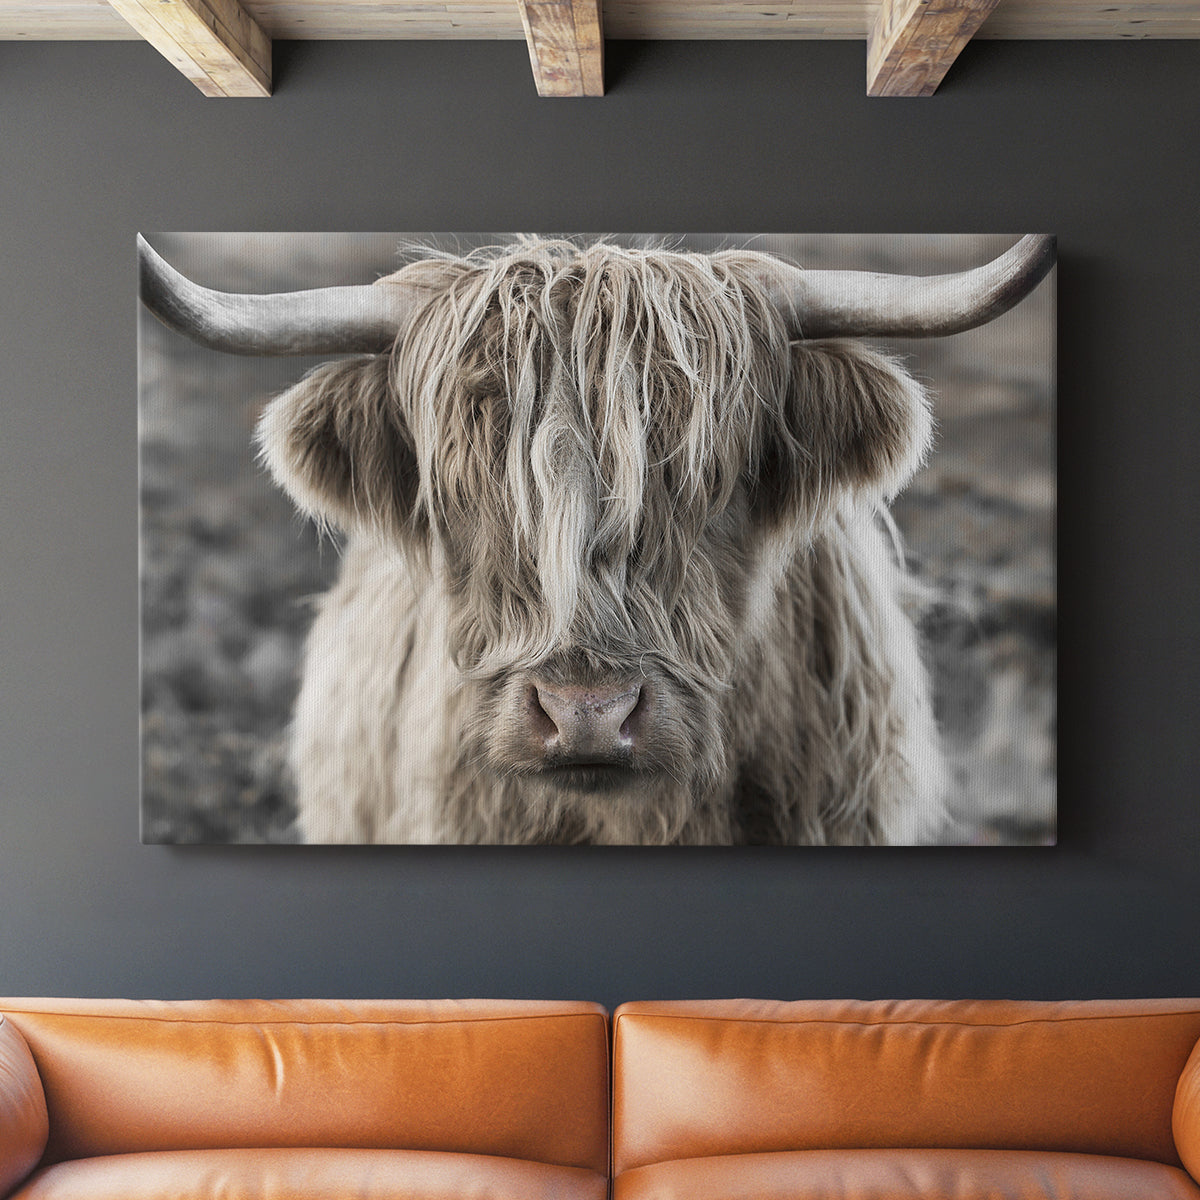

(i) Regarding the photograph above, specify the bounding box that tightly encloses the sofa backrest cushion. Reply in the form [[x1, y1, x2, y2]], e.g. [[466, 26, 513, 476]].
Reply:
[[612, 998, 1200, 1173], [0, 998, 609, 1173]]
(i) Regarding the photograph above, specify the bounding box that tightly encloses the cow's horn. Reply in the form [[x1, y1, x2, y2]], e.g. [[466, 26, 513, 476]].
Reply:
[[138, 235, 419, 356], [768, 234, 1056, 340]]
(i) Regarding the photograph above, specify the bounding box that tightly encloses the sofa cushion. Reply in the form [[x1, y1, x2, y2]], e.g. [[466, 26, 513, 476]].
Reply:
[[0, 999, 609, 1173], [613, 1148, 1200, 1200], [10, 1147, 609, 1200], [612, 999, 1200, 1173]]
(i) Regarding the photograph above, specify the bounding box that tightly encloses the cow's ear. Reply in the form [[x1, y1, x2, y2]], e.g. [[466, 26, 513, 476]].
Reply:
[[256, 353, 418, 538], [753, 339, 933, 526]]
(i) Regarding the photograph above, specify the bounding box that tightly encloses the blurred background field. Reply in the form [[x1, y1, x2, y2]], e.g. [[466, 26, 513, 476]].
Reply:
[[139, 233, 1055, 845]]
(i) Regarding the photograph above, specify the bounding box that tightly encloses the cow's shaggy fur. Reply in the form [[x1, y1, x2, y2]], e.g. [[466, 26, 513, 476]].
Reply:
[[256, 239, 948, 844]]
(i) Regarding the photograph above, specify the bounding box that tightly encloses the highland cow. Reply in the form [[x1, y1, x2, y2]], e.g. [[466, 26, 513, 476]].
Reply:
[[140, 234, 1055, 845]]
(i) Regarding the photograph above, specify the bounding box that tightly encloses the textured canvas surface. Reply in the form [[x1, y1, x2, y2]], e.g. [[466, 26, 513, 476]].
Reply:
[[138, 233, 1055, 845]]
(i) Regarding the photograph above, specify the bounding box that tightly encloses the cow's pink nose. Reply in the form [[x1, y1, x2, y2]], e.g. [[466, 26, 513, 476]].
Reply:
[[530, 682, 644, 759]]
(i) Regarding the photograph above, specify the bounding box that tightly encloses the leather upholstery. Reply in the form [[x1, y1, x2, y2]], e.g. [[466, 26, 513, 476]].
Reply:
[[0, 1018, 48, 1199], [1177, 1033, 1200, 1182], [614, 1148, 1200, 1200], [611, 999, 1200, 1174], [5, 996, 1200, 1200], [11, 1147, 608, 1200], [0, 999, 608, 1173]]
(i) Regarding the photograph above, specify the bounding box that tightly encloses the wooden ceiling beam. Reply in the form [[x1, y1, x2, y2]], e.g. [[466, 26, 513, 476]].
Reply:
[[516, 0, 604, 96], [106, 0, 271, 96], [867, 0, 1002, 97]]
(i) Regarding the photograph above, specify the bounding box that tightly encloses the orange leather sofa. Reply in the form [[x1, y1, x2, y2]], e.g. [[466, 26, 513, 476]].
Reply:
[[3, 996, 1200, 1199]]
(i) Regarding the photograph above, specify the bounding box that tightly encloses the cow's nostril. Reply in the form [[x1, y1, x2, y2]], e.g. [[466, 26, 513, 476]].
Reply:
[[527, 685, 560, 741], [619, 686, 645, 742]]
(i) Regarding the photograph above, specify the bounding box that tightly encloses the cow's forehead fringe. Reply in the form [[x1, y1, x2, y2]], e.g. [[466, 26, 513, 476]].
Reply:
[[387, 238, 793, 523], [386, 239, 794, 657]]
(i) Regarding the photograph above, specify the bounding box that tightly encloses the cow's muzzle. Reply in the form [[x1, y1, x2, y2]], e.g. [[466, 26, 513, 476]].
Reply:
[[525, 678, 650, 787]]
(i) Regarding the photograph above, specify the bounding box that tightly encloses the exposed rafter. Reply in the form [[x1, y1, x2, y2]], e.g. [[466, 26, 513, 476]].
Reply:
[[516, 0, 604, 97], [106, 0, 271, 96], [868, 0, 1003, 97]]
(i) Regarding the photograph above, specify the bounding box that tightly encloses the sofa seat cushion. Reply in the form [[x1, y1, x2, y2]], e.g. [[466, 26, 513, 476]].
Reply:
[[613, 1148, 1200, 1200], [11, 1146, 609, 1200]]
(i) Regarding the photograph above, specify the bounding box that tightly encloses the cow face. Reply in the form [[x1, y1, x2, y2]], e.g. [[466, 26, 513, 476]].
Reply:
[[257, 243, 931, 840]]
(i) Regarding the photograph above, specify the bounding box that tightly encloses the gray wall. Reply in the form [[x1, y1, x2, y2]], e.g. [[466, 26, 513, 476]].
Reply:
[[1, 38, 1197, 1006]]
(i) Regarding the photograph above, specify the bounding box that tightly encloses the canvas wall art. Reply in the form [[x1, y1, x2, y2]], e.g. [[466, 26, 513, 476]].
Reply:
[[138, 233, 1056, 845]]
